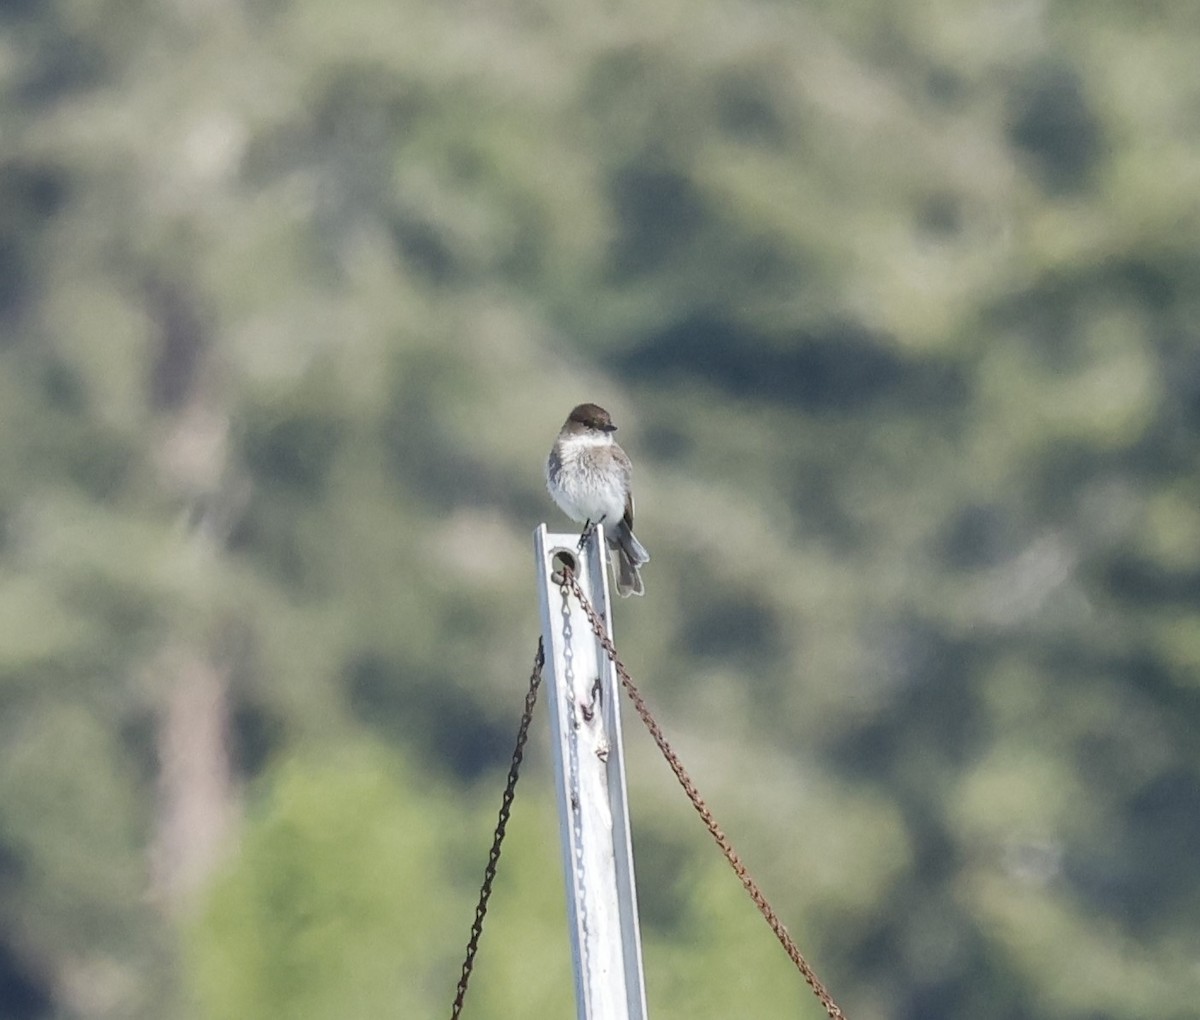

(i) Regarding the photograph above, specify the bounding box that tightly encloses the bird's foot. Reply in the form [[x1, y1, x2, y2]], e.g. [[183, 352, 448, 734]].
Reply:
[[576, 515, 606, 551]]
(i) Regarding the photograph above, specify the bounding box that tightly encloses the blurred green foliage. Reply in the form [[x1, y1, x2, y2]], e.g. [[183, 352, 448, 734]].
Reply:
[[0, 0, 1198, 1018]]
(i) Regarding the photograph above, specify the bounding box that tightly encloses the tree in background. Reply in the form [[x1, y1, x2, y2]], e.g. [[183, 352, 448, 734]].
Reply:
[[0, 0, 1197, 1018]]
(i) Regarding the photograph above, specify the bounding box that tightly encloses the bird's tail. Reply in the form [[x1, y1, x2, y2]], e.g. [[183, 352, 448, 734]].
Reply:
[[609, 521, 649, 598]]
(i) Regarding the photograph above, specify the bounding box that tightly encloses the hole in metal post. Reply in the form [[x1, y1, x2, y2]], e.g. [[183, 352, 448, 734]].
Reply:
[[551, 549, 578, 582]]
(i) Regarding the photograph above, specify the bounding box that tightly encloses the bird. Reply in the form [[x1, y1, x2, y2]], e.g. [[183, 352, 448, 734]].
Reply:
[[546, 402, 650, 597]]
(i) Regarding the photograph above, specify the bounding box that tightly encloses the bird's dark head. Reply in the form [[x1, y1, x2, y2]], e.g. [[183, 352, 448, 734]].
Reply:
[[566, 403, 617, 433]]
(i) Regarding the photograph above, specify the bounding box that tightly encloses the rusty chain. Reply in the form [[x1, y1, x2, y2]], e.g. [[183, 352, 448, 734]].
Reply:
[[557, 567, 849, 1020], [449, 637, 544, 1020]]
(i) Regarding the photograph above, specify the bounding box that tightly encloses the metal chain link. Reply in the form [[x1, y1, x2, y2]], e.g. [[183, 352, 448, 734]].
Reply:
[[557, 568, 849, 1020], [450, 637, 545, 1019]]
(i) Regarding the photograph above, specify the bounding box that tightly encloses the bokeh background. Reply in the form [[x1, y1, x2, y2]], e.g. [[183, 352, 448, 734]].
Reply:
[[2, 0, 1199, 1017]]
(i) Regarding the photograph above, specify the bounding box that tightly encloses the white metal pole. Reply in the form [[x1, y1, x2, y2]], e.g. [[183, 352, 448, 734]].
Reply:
[[534, 524, 649, 1020]]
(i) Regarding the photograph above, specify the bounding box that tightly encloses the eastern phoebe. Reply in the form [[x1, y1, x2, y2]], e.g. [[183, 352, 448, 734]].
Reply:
[[546, 402, 650, 597]]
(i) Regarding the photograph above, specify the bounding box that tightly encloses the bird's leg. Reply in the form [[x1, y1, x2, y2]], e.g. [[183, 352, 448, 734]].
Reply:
[[576, 515, 607, 551]]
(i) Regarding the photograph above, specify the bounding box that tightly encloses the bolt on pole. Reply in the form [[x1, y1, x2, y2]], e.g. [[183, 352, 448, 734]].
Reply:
[[534, 524, 649, 1020]]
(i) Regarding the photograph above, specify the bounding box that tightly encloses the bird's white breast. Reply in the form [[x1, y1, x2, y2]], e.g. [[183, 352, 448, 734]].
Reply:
[[546, 433, 628, 525]]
